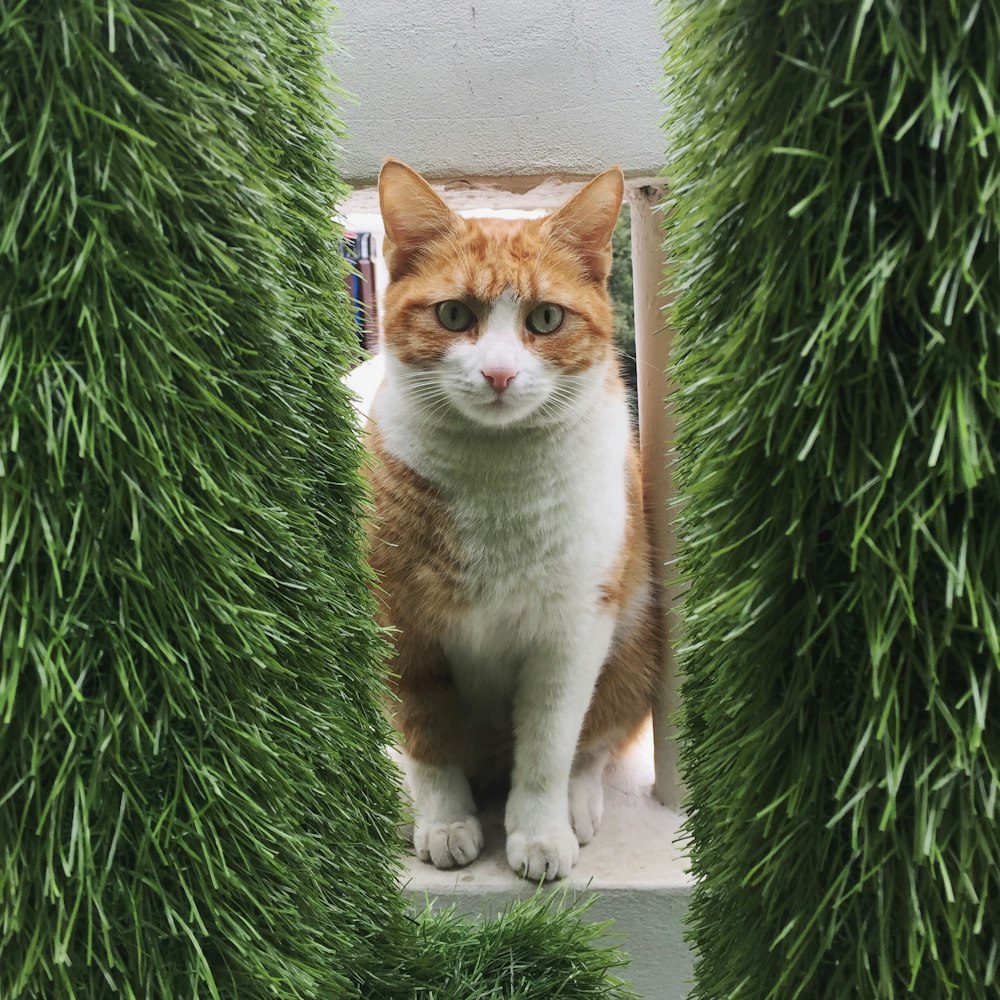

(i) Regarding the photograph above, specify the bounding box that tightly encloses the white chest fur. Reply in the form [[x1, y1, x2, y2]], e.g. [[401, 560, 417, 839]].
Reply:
[[372, 354, 630, 702]]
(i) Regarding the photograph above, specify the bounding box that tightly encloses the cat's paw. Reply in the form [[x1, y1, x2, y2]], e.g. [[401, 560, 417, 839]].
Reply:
[[569, 768, 605, 845], [414, 816, 484, 869], [506, 824, 580, 881]]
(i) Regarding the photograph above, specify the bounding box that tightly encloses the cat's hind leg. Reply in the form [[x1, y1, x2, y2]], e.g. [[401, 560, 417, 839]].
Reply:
[[568, 748, 610, 845]]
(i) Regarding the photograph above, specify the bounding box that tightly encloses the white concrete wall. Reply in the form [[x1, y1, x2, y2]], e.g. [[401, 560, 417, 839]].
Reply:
[[331, 0, 666, 186]]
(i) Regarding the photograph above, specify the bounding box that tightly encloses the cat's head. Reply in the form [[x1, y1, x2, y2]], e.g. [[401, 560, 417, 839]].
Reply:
[[377, 159, 624, 430]]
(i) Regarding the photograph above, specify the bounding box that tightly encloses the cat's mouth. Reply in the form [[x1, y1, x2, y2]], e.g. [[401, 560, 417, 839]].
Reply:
[[460, 388, 538, 427], [471, 386, 514, 410], [445, 379, 550, 428]]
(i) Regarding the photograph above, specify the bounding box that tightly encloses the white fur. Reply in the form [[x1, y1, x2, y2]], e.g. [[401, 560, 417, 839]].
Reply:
[[343, 350, 385, 425], [374, 300, 632, 880], [407, 759, 484, 868], [569, 747, 610, 845]]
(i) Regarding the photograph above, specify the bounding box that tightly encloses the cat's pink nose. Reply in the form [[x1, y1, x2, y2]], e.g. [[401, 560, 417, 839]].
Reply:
[[481, 367, 517, 393]]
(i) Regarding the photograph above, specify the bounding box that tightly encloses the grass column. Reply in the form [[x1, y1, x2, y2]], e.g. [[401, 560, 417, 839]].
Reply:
[[664, 1, 999, 997], [1, 1, 407, 995]]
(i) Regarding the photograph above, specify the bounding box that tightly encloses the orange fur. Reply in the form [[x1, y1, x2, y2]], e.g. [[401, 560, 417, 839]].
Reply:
[[364, 426, 467, 767]]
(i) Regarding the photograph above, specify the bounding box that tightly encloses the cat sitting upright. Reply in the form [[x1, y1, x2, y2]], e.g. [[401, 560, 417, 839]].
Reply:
[[362, 159, 661, 881]]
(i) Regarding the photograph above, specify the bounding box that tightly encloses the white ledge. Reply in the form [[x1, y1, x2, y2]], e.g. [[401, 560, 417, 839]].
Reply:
[[400, 788, 689, 897]]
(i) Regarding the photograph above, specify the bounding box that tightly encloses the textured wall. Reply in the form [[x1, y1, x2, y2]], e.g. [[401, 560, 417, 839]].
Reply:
[[332, 0, 665, 185]]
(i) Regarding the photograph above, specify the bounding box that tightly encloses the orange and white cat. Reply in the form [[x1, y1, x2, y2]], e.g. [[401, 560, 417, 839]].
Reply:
[[358, 159, 660, 881]]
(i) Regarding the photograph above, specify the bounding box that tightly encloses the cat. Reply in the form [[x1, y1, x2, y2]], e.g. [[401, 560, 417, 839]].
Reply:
[[359, 159, 661, 881]]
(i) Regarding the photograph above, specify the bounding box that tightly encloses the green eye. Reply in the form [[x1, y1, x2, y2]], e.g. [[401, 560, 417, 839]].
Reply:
[[526, 303, 564, 335], [435, 300, 475, 332]]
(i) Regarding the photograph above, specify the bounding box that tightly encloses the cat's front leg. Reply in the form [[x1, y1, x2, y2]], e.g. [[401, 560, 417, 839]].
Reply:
[[394, 652, 484, 870], [405, 757, 484, 869], [505, 615, 616, 881]]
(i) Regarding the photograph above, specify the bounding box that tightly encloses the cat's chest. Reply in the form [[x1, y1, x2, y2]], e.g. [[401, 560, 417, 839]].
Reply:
[[373, 374, 630, 616], [440, 450, 621, 697], [444, 434, 620, 591], [452, 468, 576, 575]]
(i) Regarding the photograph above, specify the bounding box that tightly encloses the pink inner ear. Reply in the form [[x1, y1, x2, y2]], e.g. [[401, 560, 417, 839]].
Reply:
[[379, 160, 458, 251], [543, 168, 624, 267]]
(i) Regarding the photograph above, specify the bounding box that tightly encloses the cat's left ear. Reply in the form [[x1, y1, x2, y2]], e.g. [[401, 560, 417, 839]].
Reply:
[[542, 167, 624, 282], [379, 159, 461, 280]]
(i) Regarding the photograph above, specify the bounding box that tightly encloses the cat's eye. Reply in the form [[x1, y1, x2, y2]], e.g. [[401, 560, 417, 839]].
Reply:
[[526, 303, 564, 335], [435, 300, 476, 332]]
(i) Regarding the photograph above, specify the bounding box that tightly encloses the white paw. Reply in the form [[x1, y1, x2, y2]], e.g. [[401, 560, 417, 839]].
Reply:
[[413, 816, 484, 869], [569, 768, 605, 845], [506, 823, 579, 881]]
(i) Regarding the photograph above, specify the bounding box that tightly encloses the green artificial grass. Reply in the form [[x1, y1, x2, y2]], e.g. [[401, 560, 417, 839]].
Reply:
[[662, 1, 999, 997], [0, 2, 635, 997], [398, 896, 637, 1000], [1, 0, 402, 994]]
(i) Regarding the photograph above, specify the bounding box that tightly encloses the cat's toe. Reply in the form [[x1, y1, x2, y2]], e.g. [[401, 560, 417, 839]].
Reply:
[[415, 817, 484, 869], [506, 826, 579, 881], [441, 819, 485, 867]]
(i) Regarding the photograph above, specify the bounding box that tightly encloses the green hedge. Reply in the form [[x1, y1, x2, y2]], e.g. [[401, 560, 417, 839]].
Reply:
[[0, 2, 634, 997], [663, 1, 999, 997]]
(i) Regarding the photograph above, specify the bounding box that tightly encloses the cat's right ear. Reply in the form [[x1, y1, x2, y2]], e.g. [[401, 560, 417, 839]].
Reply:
[[542, 167, 624, 283], [379, 159, 460, 280]]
